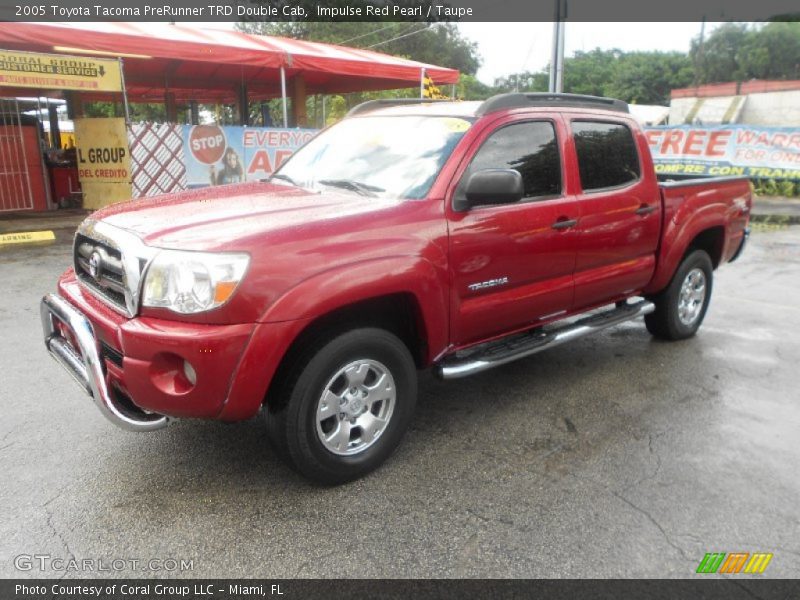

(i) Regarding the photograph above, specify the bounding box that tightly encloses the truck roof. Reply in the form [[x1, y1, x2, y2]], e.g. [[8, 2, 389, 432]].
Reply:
[[347, 93, 630, 119]]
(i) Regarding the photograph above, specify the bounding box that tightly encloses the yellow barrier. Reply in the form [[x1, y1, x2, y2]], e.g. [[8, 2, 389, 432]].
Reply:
[[0, 230, 56, 245]]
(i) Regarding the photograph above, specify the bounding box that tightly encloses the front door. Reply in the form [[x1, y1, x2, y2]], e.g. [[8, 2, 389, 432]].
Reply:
[[447, 117, 580, 346]]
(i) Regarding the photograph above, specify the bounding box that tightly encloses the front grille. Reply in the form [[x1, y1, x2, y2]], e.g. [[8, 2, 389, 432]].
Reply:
[[74, 233, 129, 314]]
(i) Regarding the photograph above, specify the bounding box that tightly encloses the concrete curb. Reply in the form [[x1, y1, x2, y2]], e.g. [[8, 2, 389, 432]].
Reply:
[[751, 214, 800, 225], [0, 210, 89, 236], [752, 196, 800, 225]]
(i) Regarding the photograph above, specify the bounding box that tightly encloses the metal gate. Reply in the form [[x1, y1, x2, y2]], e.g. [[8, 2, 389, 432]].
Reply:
[[0, 97, 34, 212]]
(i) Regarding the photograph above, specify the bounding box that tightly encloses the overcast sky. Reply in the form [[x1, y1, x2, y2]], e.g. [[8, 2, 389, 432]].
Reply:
[[459, 22, 718, 84], [199, 21, 719, 85]]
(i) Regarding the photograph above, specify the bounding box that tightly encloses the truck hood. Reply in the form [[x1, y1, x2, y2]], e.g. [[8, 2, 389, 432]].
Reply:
[[93, 181, 400, 250]]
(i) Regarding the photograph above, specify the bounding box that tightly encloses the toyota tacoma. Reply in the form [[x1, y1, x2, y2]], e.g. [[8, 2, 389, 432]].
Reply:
[[41, 93, 752, 483]]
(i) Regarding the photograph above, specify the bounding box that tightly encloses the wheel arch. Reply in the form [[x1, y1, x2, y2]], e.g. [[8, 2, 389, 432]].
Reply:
[[645, 219, 726, 295], [685, 226, 725, 269], [264, 292, 428, 410]]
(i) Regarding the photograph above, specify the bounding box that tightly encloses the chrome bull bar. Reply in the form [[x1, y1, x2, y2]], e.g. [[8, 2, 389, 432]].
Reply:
[[40, 293, 168, 432]]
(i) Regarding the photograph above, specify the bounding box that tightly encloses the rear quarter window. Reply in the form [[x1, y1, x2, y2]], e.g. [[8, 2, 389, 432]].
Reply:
[[572, 121, 640, 191]]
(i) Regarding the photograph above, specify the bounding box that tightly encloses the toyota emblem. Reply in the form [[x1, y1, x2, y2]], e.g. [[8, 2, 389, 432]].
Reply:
[[88, 251, 103, 282]]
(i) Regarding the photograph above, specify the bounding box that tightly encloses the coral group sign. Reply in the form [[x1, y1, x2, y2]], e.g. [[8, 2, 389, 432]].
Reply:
[[74, 117, 132, 209], [183, 125, 316, 188], [0, 50, 122, 92], [645, 125, 800, 180]]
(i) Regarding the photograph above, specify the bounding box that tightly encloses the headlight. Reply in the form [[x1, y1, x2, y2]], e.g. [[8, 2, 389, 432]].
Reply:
[[142, 250, 249, 314]]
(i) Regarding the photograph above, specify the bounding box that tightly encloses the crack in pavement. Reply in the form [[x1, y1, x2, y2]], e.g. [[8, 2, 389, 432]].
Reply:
[[43, 488, 76, 581], [549, 466, 696, 568], [621, 431, 665, 493], [474, 426, 696, 571], [609, 489, 693, 564], [293, 549, 339, 578], [465, 507, 514, 527]]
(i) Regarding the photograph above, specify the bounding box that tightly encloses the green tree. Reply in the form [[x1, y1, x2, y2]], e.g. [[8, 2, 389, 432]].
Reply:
[[458, 74, 495, 100], [562, 49, 621, 97], [690, 22, 749, 83], [492, 71, 548, 94], [324, 95, 348, 125], [84, 101, 168, 122], [738, 22, 800, 80], [608, 52, 694, 105], [494, 49, 692, 105], [690, 21, 800, 83], [83, 101, 118, 118]]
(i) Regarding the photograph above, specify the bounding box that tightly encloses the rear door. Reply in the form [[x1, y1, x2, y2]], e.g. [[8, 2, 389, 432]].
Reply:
[[447, 115, 580, 346], [566, 117, 662, 310]]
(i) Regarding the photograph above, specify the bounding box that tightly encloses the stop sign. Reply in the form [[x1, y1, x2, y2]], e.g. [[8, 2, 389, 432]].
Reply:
[[189, 125, 227, 165]]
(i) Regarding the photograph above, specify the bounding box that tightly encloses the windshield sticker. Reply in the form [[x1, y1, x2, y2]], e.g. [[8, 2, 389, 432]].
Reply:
[[441, 118, 471, 133]]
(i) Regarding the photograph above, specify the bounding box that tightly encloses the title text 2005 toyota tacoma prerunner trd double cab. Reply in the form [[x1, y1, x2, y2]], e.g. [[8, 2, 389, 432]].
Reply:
[[41, 93, 751, 483]]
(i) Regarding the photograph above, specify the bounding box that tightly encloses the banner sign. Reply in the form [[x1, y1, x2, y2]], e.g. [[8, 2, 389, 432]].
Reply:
[[0, 50, 122, 92], [75, 117, 132, 209], [182, 125, 316, 189], [645, 125, 800, 181]]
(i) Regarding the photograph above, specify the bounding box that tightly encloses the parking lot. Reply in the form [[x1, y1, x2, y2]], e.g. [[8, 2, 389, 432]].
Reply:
[[1, 225, 798, 578]]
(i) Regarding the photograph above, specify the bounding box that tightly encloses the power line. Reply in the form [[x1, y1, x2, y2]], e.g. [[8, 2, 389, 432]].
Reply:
[[336, 23, 402, 46], [365, 24, 433, 49]]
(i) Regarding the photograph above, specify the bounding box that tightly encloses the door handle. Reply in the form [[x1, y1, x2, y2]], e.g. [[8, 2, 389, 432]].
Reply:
[[635, 204, 657, 216], [551, 218, 578, 230]]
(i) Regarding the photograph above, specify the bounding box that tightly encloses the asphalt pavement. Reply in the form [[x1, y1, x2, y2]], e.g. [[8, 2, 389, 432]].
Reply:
[[1, 225, 798, 578]]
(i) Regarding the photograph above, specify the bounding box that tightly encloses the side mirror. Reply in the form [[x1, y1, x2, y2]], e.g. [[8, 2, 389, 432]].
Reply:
[[457, 169, 524, 211]]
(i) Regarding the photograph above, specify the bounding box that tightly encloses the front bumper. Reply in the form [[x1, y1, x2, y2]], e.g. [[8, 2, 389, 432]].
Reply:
[[41, 268, 260, 430], [41, 293, 169, 432], [42, 270, 313, 429]]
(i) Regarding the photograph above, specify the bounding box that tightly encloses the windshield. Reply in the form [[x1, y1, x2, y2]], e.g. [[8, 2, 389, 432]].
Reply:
[[274, 115, 473, 200]]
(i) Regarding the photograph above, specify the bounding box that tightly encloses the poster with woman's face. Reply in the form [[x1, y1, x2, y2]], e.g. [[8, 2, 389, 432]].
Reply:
[[183, 125, 316, 189]]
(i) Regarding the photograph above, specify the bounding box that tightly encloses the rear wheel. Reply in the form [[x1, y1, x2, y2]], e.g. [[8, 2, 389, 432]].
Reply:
[[646, 249, 713, 341], [265, 328, 417, 485]]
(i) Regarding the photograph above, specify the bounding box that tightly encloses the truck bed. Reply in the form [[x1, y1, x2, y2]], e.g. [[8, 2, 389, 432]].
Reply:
[[643, 175, 752, 295]]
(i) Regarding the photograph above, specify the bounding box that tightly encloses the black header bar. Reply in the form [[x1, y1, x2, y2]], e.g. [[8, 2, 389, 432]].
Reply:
[[0, 0, 798, 22]]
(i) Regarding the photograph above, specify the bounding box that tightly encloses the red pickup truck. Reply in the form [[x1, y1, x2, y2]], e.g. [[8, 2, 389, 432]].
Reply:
[[41, 93, 751, 483]]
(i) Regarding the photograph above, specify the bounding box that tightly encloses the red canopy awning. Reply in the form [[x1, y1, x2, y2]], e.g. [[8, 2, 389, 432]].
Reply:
[[0, 22, 460, 102]]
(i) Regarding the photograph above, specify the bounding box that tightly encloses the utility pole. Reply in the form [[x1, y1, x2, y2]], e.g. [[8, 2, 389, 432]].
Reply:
[[549, 0, 567, 93], [694, 17, 706, 91]]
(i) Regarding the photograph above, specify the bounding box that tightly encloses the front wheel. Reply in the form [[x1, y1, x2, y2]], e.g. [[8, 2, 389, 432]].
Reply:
[[265, 328, 417, 485], [645, 249, 713, 341]]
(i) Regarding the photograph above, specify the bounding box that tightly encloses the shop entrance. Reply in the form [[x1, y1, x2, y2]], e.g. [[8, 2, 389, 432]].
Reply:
[[0, 97, 35, 212]]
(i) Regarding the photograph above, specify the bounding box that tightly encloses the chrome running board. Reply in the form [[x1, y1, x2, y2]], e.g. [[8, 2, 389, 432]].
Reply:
[[434, 300, 655, 380]]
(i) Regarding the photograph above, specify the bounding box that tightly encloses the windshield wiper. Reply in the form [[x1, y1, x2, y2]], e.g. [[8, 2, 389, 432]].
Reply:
[[269, 173, 299, 187], [318, 179, 384, 197]]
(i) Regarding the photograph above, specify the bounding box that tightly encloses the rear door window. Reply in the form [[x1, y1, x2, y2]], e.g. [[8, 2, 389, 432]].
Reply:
[[572, 121, 640, 191]]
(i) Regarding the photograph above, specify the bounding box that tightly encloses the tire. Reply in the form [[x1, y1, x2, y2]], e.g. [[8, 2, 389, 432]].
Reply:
[[645, 249, 713, 341], [265, 328, 417, 485]]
